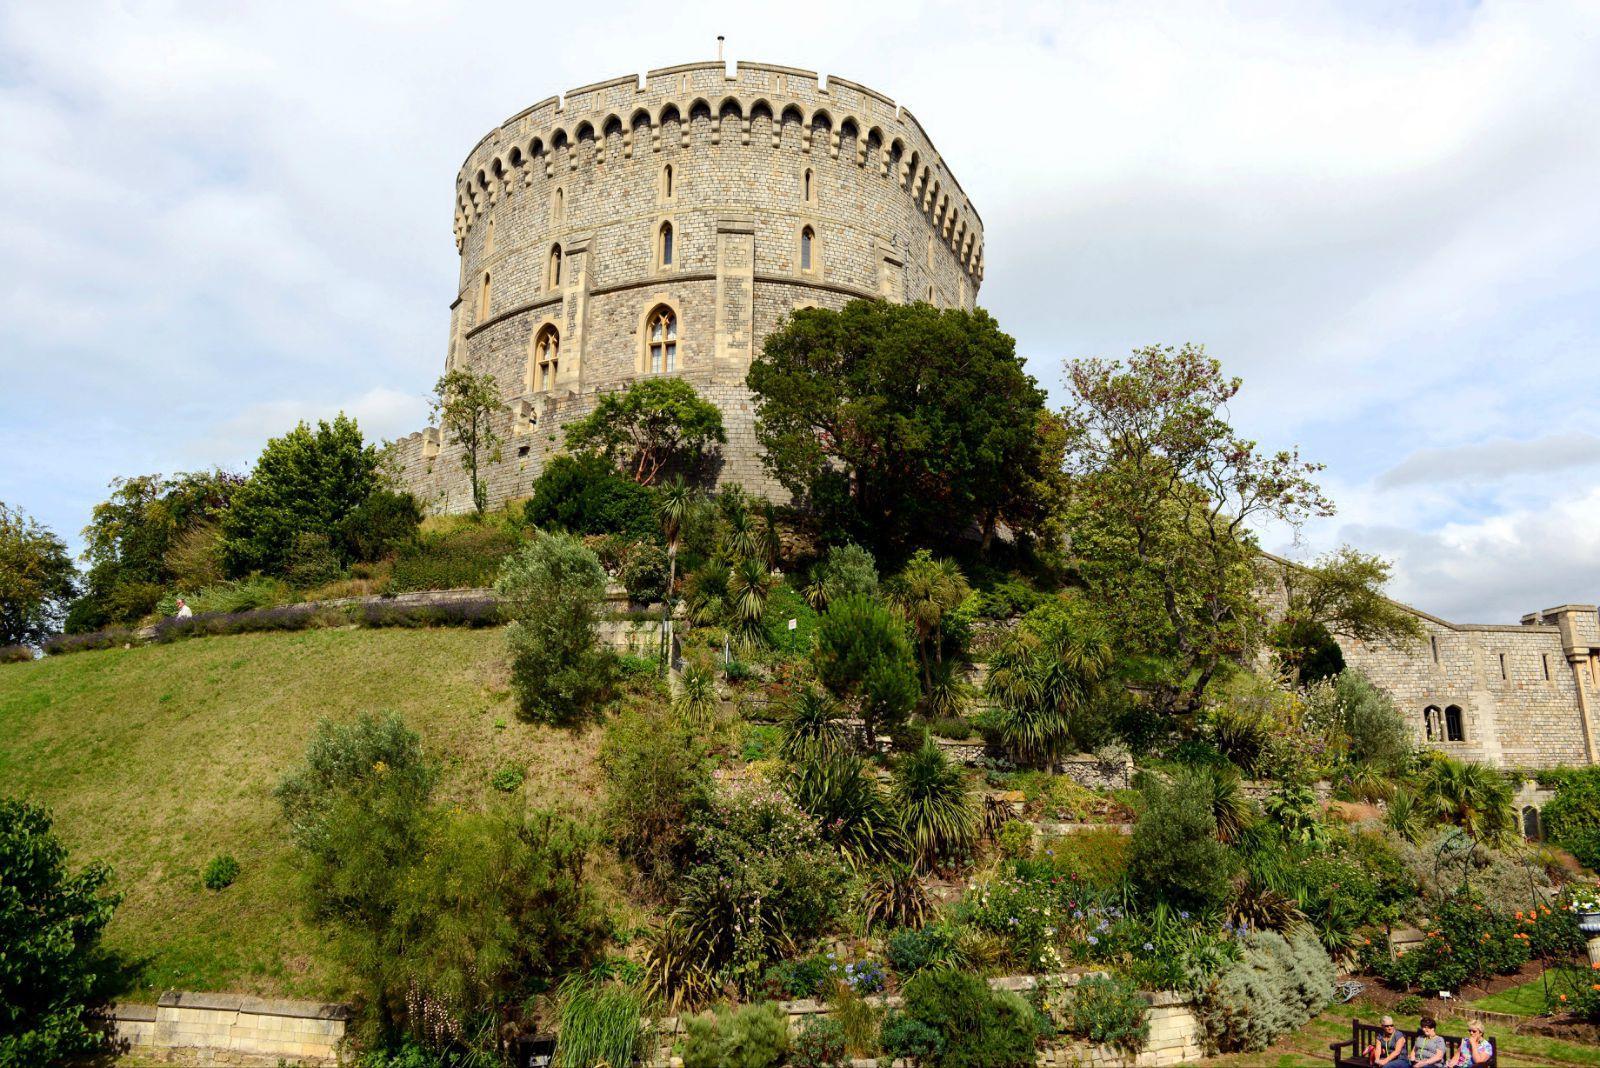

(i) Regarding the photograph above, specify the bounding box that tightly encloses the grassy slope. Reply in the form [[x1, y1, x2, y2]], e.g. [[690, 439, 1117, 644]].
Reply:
[[0, 627, 619, 1001]]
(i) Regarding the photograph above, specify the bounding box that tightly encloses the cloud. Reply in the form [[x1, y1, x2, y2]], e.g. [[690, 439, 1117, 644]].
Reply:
[[195, 388, 431, 471], [1377, 433, 1600, 488]]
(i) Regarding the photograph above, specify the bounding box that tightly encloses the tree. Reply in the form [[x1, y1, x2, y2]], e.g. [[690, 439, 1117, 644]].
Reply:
[[814, 594, 920, 746], [886, 551, 971, 697], [1273, 547, 1425, 651], [564, 378, 726, 486], [525, 452, 658, 537], [1416, 756, 1517, 846], [0, 503, 77, 646], [223, 415, 379, 576], [748, 300, 1053, 553], [1062, 345, 1334, 718], [658, 477, 697, 667], [984, 600, 1115, 767], [432, 369, 505, 516], [0, 798, 120, 1067], [892, 743, 977, 871], [496, 531, 616, 724]]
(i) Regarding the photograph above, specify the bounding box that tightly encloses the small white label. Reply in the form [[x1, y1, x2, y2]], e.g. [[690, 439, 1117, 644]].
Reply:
[[787, 618, 798, 630]]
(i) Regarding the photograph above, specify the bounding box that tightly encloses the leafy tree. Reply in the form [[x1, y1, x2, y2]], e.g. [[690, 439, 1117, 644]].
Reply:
[[564, 378, 726, 486], [749, 300, 1053, 553], [223, 415, 380, 576], [336, 489, 423, 563], [892, 743, 976, 871], [1128, 767, 1239, 912], [393, 808, 603, 1055], [1274, 547, 1425, 650], [1269, 618, 1345, 684], [0, 798, 120, 1067], [803, 542, 879, 611], [814, 594, 920, 745], [431, 369, 504, 516], [496, 531, 616, 724], [525, 452, 658, 537], [1062, 345, 1333, 718], [984, 599, 1115, 767], [887, 551, 971, 698], [1542, 767, 1600, 870], [0, 503, 77, 646]]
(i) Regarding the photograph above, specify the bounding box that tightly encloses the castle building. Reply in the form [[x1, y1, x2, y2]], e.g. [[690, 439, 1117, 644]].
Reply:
[[390, 60, 984, 512]]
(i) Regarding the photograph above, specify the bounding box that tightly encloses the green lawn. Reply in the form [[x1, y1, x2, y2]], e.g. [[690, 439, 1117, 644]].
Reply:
[[0, 627, 623, 1001], [1470, 967, 1585, 1016]]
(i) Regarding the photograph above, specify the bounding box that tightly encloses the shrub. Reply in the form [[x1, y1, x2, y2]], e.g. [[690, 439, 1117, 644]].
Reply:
[[804, 542, 879, 611], [681, 1001, 789, 1068], [880, 1011, 944, 1062], [1044, 828, 1132, 889], [815, 593, 920, 743], [0, 644, 33, 664], [1373, 892, 1530, 992], [888, 924, 963, 976], [676, 784, 848, 993], [552, 978, 647, 1068], [761, 582, 819, 657], [389, 523, 523, 592], [724, 659, 753, 683], [997, 820, 1033, 859], [497, 531, 617, 724], [0, 798, 120, 1066], [761, 955, 833, 999], [1395, 994, 1423, 1016], [830, 981, 885, 1056], [1198, 929, 1335, 1053], [899, 968, 1039, 1068], [285, 531, 343, 588], [600, 709, 710, 896], [526, 452, 658, 538], [1056, 975, 1148, 1052], [41, 627, 136, 656], [927, 715, 975, 740], [201, 853, 239, 891], [620, 542, 669, 603], [893, 742, 977, 871], [790, 1015, 848, 1068], [1128, 768, 1239, 912], [337, 489, 422, 564], [862, 864, 932, 932], [490, 764, 525, 792], [1543, 766, 1600, 870]]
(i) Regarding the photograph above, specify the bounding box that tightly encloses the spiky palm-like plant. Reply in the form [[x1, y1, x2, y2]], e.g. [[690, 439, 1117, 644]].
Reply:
[[1206, 765, 1256, 844], [892, 742, 976, 871], [861, 863, 931, 932], [1418, 755, 1516, 846], [727, 556, 773, 647], [683, 561, 731, 627], [658, 477, 697, 665], [887, 551, 971, 694], [641, 918, 716, 1013], [1384, 786, 1428, 843], [779, 687, 850, 765], [984, 620, 1113, 768], [788, 753, 908, 867], [674, 664, 719, 729]]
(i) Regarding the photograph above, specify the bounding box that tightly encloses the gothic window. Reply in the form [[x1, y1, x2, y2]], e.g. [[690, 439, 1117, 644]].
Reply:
[[548, 245, 563, 289], [646, 305, 677, 373], [479, 272, 491, 318], [803, 167, 813, 202], [800, 226, 815, 272], [533, 325, 559, 391], [662, 164, 673, 199], [553, 187, 565, 224], [659, 222, 674, 268], [1423, 705, 1441, 742], [1445, 704, 1464, 742]]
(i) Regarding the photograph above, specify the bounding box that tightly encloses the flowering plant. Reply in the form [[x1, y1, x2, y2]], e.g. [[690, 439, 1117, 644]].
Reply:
[[1566, 884, 1600, 913]]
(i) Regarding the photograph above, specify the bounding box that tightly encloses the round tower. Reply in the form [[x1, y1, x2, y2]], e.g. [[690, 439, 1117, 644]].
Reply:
[[394, 59, 984, 512]]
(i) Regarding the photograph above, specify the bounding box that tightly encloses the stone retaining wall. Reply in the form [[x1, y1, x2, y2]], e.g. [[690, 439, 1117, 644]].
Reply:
[[109, 992, 347, 1066]]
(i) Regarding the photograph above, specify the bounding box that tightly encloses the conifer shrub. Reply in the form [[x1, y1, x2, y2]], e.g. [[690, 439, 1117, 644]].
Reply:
[[681, 1001, 789, 1068], [1127, 768, 1238, 912], [1197, 929, 1334, 1053], [897, 968, 1039, 1068]]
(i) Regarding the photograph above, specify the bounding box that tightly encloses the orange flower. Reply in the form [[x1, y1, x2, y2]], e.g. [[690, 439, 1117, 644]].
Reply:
[[1560, 994, 1569, 1002], [1591, 961, 1600, 970], [1515, 910, 1525, 919], [1592, 984, 1600, 992]]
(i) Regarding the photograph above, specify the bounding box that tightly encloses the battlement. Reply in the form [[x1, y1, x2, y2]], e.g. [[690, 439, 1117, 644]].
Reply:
[[454, 59, 983, 282]]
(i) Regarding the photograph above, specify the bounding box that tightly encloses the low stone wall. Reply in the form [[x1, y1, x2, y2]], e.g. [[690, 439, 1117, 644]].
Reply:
[[1056, 754, 1135, 792], [649, 974, 1203, 1068], [109, 992, 347, 1066]]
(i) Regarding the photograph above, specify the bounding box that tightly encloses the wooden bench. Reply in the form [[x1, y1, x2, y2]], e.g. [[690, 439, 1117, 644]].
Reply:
[[1330, 1019, 1497, 1068]]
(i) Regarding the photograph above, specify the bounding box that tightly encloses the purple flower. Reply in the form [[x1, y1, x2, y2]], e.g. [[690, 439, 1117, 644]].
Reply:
[[1086, 935, 1099, 946]]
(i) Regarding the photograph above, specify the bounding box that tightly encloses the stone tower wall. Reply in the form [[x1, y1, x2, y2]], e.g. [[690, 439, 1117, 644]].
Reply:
[[392, 60, 984, 514]]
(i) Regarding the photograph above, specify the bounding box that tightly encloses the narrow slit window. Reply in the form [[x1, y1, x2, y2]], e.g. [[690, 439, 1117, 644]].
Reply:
[[1499, 653, 1507, 680], [659, 222, 674, 267], [803, 168, 813, 202], [800, 226, 814, 271], [663, 164, 673, 198], [1543, 653, 1551, 680], [548, 245, 563, 289], [479, 273, 491, 318], [553, 187, 564, 223], [1431, 635, 1440, 663]]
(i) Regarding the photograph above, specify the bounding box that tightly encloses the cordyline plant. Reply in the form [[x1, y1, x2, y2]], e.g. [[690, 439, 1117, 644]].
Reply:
[[1061, 343, 1334, 719]]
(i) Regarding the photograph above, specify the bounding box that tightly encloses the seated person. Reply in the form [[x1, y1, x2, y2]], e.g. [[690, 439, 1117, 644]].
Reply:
[[1365, 1016, 1409, 1068], [1411, 1017, 1447, 1068], [1448, 1022, 1492, 1066]]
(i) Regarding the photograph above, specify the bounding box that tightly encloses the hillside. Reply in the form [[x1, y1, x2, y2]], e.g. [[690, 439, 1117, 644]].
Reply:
[[0, 627, 620, 1001]]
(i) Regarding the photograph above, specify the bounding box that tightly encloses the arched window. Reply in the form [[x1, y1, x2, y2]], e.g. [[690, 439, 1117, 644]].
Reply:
[[800, 226, 815, 272], [1522, 806, 1542, 840], [1423, 705, 1441, 742], [659, 222, 674, 268], [548, 244, 563, 289], [479, 272, 491, 318], [662, 164, 673, 199], [803, 167, 813, 202], [1445, 705, 1465, 742], [553, 187, 565, 224], [533, 325, 559, 390], [646, 306, 677, 373]]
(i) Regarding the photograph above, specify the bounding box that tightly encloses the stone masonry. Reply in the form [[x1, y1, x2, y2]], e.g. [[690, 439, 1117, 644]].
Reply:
[[391, 59, 983, 515]]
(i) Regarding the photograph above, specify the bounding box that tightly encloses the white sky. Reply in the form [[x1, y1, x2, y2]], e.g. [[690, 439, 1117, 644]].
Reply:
[[2, 0, 1598, 622]]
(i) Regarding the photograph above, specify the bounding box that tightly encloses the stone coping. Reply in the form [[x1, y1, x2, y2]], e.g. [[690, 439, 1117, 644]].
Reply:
[[154, 990, 350, 1021], [109, 1003, 158, 1022]]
